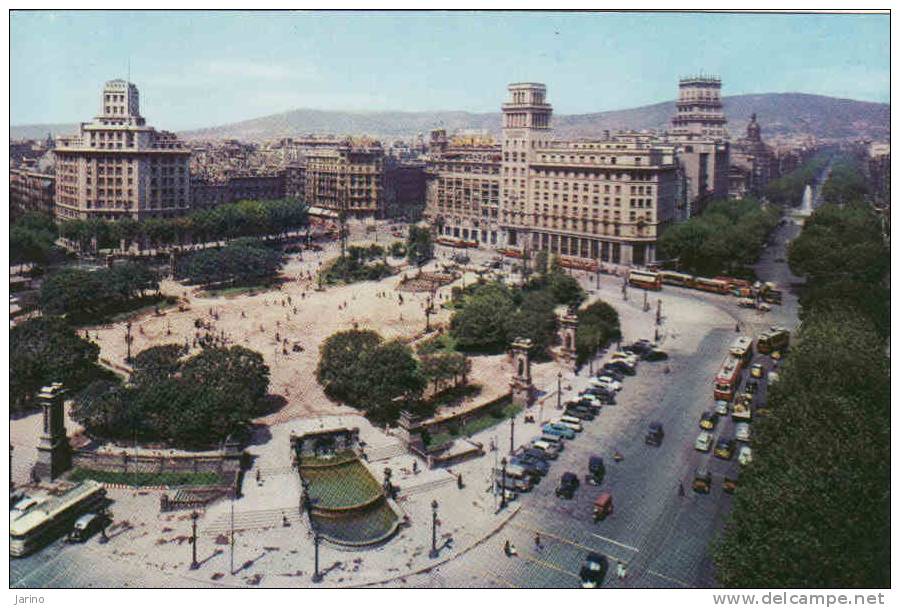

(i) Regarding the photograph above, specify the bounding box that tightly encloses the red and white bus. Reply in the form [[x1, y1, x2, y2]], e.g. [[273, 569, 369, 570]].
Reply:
[[713, 358, 743, 401], [692, 277, 731, 294], [659, 270, 694, 287], [627, 269, 662, 291]]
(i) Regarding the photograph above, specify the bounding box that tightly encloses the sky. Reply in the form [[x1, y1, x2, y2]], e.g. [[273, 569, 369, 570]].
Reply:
[[10, 10, 891, 130]]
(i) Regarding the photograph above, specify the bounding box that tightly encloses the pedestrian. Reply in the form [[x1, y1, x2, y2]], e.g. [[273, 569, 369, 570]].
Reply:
[[616, 560, 627, 580], [412, 460, 418, 474], [457, 473, 464, 489], [678, 481, 685, 497], [534, 533, 542, 550]]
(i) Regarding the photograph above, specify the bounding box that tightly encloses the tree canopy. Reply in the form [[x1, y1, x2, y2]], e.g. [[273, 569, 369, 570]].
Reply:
[[177, 240, 283, 286], [39, 263, 160, 320], [406, 225, 434, 266]]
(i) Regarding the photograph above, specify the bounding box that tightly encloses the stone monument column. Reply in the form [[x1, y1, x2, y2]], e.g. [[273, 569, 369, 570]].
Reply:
[[32, 382, 71, 481], [560, 309, 579, 371], [509, 337, 535, 407]]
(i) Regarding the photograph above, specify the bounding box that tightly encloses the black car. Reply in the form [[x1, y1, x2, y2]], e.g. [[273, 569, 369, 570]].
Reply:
[[555, 471, 580, 499], [603, 361, 636, 376], [627, 340, 654, 355], [600, 368, 625, 382], [645, 421, 664, 446], [643, 349, 669, 362], [511, 455, 549, 478], [583, 386, 615, 400], [564, 406, 595, 421], [522, 447, 551, 462], [588, 455, 606, 484], [580, 552, 609, 588]]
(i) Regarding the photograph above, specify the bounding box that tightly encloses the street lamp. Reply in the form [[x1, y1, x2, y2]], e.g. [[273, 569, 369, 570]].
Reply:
[[509, 416, 515, 455], [656, 299, 662, 326], [557, 371, 563, 409], [125, 321, 134, 363], [429, 500, 439, 558], [189, 510, 199, 570], [300, 478, 323, 583], [500, 458, 508, 510]]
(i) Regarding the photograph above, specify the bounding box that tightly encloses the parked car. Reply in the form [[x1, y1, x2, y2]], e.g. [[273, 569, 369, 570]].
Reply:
[[749, 363, 765, 379], [67, 512, 107, 543], [588, 456, 606, 485], [603, 361, 636, 376], [590, 377, 622, 392], [511, 455, 549, 478], [592, 492, 614, 521], [564, 406, 594, 421], [692, 468, 712, 494], [600, 368, 625, 382], [715, 438, 736, 460], [737, 445, 753, 466], [543, 423, 576, 440], [582, 388, 615, 403], [611, 351, 639, 366], [555, 471, 580, 499], [645, 421, 664, 447], [643, 349, 669, 362], [699, 410, 718, 430], [694, 431, 714, 452], [580, 552, 609, 588], [735, 422, 751, 443], [743, 380, 759, 396], [714, 400, 729, 416], [552, 417, 583, 433], [530, 440, 561, 459], [627, 340, 654, 355]]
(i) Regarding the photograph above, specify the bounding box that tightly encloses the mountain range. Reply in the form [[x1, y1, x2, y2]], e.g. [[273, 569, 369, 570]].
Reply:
[[11, 93, 889, 143]]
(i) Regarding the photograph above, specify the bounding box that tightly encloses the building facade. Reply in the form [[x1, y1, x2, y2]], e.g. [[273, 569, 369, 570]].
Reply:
[[729, 113, 777, 198], [10, 168, 56, 217], [301, 144, 385, 218], [423, 83, 680, 266], [53, 79, 191, 221], [668, 76, 730, 216]]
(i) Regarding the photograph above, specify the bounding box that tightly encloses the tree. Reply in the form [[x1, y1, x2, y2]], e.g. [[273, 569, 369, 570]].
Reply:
[[406, 225, 434, 266], [130, 344, 186, 387], [71, 379, 127, 437], [39, 268, 109, 317], [179, 241, 283, 286], [575, 300, 621, 366], [449, 283, 516, 351], [106, 262, 159, 302], [316, 329, 383, 403], [10, 225, 56, 266], [359, 340, 426, 424], [10, 317, 104, 412], [180, 346, 270, 410], [508, 290, 558, 357]]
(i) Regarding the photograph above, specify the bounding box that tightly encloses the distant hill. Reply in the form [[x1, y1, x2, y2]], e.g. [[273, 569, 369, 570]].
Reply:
[[11, 93, 889, 143]]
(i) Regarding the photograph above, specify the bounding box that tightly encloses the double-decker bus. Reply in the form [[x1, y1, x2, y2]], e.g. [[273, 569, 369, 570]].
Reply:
[[713, 358, 743, 401], [627, 269, 662, 291], [10, 480, 108, 557], [692, 277, 731, 294], [757, 326, 790, 354], [729, 336, 754, 363], [660, 270, 694, 287]]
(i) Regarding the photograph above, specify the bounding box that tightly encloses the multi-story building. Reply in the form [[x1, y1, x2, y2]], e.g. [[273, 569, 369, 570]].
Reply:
[[867, 142, 890, 203], [423, 129, 502, 245], [424, 83, 680, 266], [668, 76, 730, 217], [53, 79, 191, 221], [10, 168, 55, 217], [190, 172, 286, 209], [301, 144, 385, 218], [729, 113, 777, 198], [384, 159, 427, 221]]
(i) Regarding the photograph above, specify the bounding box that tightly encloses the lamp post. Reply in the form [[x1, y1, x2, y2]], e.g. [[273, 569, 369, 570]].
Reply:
[[643, 289, 649, 312], [500, 458, 508, 510], [189, 510, 199, 570], [125, 321, 134, 363], [301, 478, 322, 583], [557, 371, 563, 409], [509, 416, 515, 455], [656, 299, 662, 326], [429, 500, 439, 558]]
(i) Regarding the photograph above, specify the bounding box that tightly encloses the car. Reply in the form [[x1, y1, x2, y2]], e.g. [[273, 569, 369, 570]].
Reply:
[[714, 400, 730, 416], [555, 471, 580, 499], [603, 361, 636, 376], [611, 351, 639, 366], [771, 350, 783, 360], [737, 445, 753, 466], [735, 422, 751, 443], [692, 468, 712, 494], [588, 456, 606, 484], [743, 380, 759, 396], [511, 456, 549, 478], [694, 431, 714, 452], [592, 376, 622, 392], [552, 417, 583, 432], [576, 395, 605, 409], [521, 447, 551, 463], [645, 421, 664, 446], [542, 423, 575, 440], [564, 406, 594, 421], [643, 349, 669, 362], [579, 552, 609, 588], [67, 512, 108, 543], [699, 410, 718, 430], [715, 438, 736, 460], [582, 388, 615, 403], [627, 340, 654, 355], [530, 439, 561, 459], [600, 368, 625, 382]]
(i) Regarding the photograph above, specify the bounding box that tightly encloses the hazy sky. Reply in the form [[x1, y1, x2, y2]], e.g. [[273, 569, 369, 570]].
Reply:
[[10, 10, 890, 129]]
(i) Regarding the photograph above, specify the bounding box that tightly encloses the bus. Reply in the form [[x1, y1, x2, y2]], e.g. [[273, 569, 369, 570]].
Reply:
[[692, 277, 731, 294], [757, 326, 790, 354], [660, 270, 694, 287], [729, 336, 754, 363], [10, 480, 108, 557], [628, 269, 662, 291], [713, 358, 743, 401]]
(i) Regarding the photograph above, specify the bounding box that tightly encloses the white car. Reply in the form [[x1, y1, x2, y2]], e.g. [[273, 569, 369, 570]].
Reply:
[[611, 352, 639, 366], [714, 400, 729, 416], [735, 422, 752, 443], [738, 445, 753, 466], [694, 431, 714, 452], [593, 376, 622, 391], [552, 417, 583, 433]]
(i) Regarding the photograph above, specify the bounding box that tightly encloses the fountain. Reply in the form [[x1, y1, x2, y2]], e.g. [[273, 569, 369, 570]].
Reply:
[[800, 184, 814, 215]]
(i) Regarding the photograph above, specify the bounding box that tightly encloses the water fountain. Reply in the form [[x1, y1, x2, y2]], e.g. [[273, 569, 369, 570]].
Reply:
[[799, 184, 814, 215]]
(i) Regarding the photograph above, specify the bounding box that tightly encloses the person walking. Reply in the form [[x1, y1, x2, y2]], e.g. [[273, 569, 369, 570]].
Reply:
[[534, 533, 542, 550], [616, 560, 627, 580], [678, 481, 685, 497]]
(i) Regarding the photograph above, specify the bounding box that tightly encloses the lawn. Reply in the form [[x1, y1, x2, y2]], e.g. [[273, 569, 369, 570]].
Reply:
[[68, 468, 224, 487], [425, 396, 520, 449]]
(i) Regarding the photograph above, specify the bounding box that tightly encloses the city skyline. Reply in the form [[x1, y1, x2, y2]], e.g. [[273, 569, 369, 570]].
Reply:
[[11, 10, 890, 130]]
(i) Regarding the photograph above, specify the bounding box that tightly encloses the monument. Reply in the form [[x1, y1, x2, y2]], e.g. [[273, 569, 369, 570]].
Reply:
[[559, 308, 579, 370], [32, 383, 71, 481], [510, 337, 535, 407]]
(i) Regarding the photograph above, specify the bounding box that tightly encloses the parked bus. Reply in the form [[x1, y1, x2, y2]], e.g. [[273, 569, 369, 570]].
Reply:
[[713, 358, 743, 401], [729, 336, 754, 363], [692, 277, 731, 294], [627, 269, 662, 291], [757, 326, 790, 354], [10, 481, 108, 557], [660, 270, 694, 287]]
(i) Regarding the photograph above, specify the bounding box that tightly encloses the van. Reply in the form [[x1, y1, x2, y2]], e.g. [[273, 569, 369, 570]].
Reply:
[[68, 512, 105, 543]]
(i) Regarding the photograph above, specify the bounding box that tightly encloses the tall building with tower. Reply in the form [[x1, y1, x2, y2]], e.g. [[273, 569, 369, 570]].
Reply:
[[668, 75, 730, 217], [54, 79, 191, 222]]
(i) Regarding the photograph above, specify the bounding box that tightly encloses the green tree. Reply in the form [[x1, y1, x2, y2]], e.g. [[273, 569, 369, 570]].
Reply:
[[39, 268, 109, 317], [359, 340, 426, 424], [575, 300, 622, 366], [315, 329, 383, 403], [10, 317, 105, 412], [130, 344, 186, 387], [449, 283, 516, 351], [106, 262, 159, 302], [180, 345, 270, 410], [406, 225, 434, 266]]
